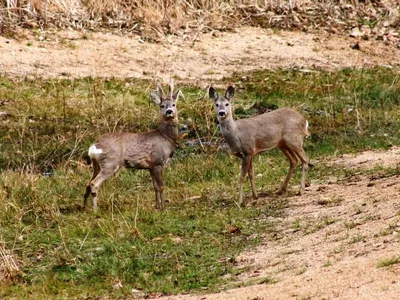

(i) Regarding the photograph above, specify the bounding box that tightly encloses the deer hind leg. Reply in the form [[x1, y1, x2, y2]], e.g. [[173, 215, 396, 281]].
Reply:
[[247, 156, 258, 199], [150, 166, 164, 210], [277, 144, 299, 195], [239, 155, 252, 206], [87, 164, 120, 211], [285, 141, 309, 195], [84, 160, 101, 210]]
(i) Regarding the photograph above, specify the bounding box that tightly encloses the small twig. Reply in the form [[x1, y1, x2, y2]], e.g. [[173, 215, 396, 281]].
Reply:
[[134, 196, 139, 230], [0, 244, 19, 275], [383, 213, 399, 221], [288, 0, 293, 13], [78, 231, 90, 251], [355, 109, 362, 131], [58, 225, 72, 257]]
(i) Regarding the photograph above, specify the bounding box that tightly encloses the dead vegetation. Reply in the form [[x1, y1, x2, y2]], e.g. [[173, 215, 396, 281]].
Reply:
[[1, 1, 400, 46], [0, 242, 20, 282]]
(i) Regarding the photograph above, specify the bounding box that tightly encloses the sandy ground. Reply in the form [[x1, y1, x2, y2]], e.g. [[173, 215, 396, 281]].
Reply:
[[1, 27, 400, 84], [1, 26, 399, 299]]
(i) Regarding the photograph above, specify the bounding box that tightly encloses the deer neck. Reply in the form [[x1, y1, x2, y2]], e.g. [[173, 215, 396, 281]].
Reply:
[[158, 119, 179, 143], [219, 115, 246, 154], [219, 115, 237, 137]]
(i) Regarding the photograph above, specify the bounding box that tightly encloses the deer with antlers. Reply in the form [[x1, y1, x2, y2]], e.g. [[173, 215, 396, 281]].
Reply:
[[84, 81, 181, 210]]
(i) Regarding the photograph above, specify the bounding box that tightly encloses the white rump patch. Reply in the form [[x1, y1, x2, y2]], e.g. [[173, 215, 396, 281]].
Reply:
[[88, 144, 103, 159], [305, 120, 311, 137]]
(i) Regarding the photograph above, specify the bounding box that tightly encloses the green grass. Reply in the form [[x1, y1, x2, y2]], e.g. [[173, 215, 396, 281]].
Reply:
[[377, 256, 400, 268], [0, 67, 399, 298], [1, 167, 284, 297]]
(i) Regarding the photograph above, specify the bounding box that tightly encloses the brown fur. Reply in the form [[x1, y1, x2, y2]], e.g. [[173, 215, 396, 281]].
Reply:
[[209, 86, 309, 205], [84, 83, 181, 210]]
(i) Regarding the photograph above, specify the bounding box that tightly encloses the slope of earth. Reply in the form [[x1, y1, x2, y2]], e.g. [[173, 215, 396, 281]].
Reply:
[[1, 26, 400, 82], [163, 147, 400, 300]]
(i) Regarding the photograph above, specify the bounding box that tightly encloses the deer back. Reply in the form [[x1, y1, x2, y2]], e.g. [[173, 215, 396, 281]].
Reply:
[[234, 108, 308, 155]]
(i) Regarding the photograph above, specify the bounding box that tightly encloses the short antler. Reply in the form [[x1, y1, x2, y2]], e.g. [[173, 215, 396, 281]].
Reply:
[[169, 78, 175, 98], [157, 83, 165, 96]]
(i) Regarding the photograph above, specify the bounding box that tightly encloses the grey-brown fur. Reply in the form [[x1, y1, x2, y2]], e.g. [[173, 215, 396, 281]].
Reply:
[[84, 82, 181, 210], [209, 86, 309, 205]]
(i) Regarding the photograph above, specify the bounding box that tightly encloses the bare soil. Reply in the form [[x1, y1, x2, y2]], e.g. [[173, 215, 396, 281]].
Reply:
[[1, 26, 399, 299], [1, 27, 400, 84]]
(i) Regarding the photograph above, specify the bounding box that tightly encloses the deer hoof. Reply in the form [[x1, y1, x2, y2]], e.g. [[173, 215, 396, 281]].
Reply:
[[276, 189, 285, 195]]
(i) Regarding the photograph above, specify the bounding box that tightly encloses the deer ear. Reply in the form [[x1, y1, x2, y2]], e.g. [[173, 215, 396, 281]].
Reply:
[[172, 90, 183, 102], [209, 87, 219, 101], [150, 91, 162, 105], [225, 86, 235, 100]]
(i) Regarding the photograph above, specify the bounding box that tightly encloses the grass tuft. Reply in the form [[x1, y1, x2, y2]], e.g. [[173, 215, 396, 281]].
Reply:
[[376, 256, 400, 268]]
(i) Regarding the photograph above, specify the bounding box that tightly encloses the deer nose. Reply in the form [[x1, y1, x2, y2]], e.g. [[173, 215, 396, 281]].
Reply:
[[218, 111, 226, 117], [166, 109, 174, 116]]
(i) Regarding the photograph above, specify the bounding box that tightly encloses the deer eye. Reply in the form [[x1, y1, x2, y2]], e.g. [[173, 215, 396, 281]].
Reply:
[[225, 103, 229, 106], [215, 103, 218, 107], [161, 104, 165, 108], [172, 103, 176, 107]]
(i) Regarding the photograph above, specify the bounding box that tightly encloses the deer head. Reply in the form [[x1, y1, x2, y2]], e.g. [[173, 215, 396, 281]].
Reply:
[[209, 86, 235, 121], [151, 81, 181, 123]]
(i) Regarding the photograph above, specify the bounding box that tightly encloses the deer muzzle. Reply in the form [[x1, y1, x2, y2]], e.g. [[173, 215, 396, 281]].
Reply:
[[218, 111, 226, 117], [166, 109, 174, 117]]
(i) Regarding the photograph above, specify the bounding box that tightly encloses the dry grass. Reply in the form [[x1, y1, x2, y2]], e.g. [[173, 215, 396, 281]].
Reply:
[[1, 0, 399, 42], [0, 242, 20, 282]]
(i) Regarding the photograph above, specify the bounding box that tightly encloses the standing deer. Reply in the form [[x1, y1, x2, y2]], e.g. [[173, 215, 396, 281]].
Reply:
[[84, 82, 181, 210], [209, 86, 309, 205]]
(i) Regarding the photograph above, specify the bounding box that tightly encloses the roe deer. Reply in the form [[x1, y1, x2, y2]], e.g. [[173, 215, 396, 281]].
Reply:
[[84, 82, 181, 210], [209, 86, 309, 205]]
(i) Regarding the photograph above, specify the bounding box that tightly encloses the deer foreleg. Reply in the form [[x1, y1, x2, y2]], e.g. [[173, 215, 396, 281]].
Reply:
[[239, 155, 252, 205], [247, 156, 258, 199]]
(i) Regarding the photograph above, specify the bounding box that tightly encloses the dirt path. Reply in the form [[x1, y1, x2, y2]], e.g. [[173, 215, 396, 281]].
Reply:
[[163, 147, 400, 300], [1, 27, 400, 82]]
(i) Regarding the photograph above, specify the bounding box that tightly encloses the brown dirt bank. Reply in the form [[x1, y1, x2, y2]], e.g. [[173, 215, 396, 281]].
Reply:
[[1, 27, 400, 83]]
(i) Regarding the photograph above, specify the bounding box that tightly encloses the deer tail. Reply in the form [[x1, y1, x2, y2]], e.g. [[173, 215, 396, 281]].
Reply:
[[305, 120, 311, 138]]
